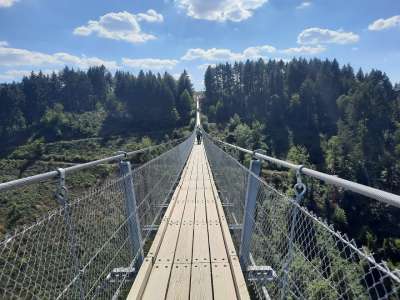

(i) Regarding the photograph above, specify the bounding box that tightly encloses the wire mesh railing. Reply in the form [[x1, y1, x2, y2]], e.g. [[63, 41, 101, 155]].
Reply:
[[0, 133, 194, 299], [203, 133, 400, 300]]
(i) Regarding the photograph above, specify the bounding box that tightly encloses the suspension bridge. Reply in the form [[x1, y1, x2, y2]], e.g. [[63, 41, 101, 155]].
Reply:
[[0, 100, 399, 299]]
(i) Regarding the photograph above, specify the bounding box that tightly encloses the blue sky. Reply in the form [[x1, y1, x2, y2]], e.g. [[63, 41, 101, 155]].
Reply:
[[0, 0, 399, 89]]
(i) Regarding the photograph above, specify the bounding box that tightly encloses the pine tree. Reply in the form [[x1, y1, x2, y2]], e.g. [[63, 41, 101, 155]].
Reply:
[[178, 70, 193, 97], [177, 89, 193, 124]]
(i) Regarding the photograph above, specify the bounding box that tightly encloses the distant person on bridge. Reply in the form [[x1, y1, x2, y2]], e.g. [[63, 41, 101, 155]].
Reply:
[[196, 127, 202, 145]]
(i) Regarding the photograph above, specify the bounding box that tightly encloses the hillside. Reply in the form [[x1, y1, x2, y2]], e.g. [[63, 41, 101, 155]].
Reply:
[[202, 58, 400, 269], [0, 66, 195, 236]]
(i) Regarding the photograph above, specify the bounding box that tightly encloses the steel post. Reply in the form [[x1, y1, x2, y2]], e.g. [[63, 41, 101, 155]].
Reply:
[[119, 161, 144, 267], [56, 168, 84, 300], [239, 158, 261, 268]]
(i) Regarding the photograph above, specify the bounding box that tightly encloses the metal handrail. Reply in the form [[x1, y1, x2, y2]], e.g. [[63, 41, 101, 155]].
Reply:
[[0, 137, 187, 192], [204, 130, 400, 208]]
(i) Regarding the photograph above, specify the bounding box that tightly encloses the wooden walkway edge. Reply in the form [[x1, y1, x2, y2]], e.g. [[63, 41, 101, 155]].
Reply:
[[127, 142, 250, 300]]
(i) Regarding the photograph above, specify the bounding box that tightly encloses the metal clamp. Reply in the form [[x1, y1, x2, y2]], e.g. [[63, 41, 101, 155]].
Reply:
[[252, 149, 266, 159], [56, 168, 67, 206], [116, 151, 128, 161]]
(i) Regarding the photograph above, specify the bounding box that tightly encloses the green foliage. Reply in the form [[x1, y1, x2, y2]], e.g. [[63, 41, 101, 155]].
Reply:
[[233, 123, 252, 147], [177, 70, 194, 98], [9, 138, 45, 160], [225, 114, 268, 151], [332, 206, 347, 225], [0, 83, 26, 139], [203, 58, 400, 270], [113, 70, 192, 130], [39, 104, 106, 141], [287, 145, 311, 166], [40, 103, 69, 139], [178, 89, 194, 124]]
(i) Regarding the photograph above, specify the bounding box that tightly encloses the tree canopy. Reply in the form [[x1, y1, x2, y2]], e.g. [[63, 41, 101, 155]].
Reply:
[[203, 58, 400, 269], [0, 66, 194, 146]]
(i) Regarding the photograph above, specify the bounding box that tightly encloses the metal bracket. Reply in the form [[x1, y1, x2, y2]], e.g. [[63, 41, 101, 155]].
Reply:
[[143, 224, 159, 231], [246, 254, 276, 299], [228, 224, 242, 230], [246, 265, 276, 282], [106, 266, 136, 282]]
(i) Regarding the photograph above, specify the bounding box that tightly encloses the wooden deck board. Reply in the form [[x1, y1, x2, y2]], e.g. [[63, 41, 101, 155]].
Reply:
[[211, 263, 237, 300], [174, 222, 194, 264], [141, 263, 172, 300], [208, 223, 229, 263], [126, 258, 153, 300], [192, 188, 209, 264], [190, 263, 213, 300], [192, 223, 210, 264], [166, 264, 192, 300]]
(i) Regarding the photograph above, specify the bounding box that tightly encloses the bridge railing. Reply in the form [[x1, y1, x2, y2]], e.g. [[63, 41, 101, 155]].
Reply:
[[203, 132, 400, 300], [0, 133, 194, 299]]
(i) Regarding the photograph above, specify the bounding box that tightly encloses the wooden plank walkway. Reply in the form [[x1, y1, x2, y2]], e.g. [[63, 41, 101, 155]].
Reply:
[[127, 142, 250, 300]]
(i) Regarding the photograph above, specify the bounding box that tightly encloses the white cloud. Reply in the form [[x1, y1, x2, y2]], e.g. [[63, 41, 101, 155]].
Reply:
[[176, 0, 268, 22], [136, 9, 164, 23], [368, 15, 400, 31], [243, 45, 276, 58], [0, 44, 184, 80], [0, 44, 118, 69], [296, 1, 311, 9], [0, 46, 58, 66], [182, 44, 276, 61], [182, 43, 327, 64], [0, 41, 9, 47], [182, 48, 243, 61], [0, 0, 19, 8], [73, 10, 163, 44], [281, 45, 326, 55], [55, 53, 118, 69], [297, 27, 359, 45], [122, 58, 178, 69]]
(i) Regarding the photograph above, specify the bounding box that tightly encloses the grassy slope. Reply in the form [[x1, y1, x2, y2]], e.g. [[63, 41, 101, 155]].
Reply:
[[0, 127, 192, 238]]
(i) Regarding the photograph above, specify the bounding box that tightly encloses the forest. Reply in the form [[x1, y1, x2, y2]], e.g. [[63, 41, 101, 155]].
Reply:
[[0, 66, 194, 151], [202, 58, 400, 269]]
